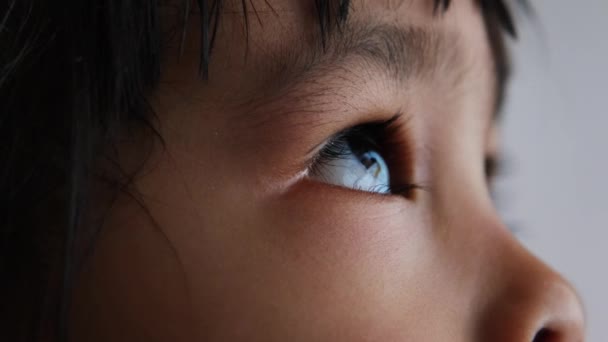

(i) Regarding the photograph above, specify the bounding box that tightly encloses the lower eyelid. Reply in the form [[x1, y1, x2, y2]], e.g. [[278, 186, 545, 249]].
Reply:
[[290, 178, 406, 204]]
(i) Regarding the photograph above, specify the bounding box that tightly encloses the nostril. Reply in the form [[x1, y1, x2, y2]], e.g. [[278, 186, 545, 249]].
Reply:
[[532, 328, 556, 342]]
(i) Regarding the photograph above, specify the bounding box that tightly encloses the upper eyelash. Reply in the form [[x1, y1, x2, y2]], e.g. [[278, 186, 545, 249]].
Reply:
[[312, 117, 395, 165]]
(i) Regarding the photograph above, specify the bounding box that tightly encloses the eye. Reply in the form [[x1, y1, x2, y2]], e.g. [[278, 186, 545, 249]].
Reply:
[[484, 154, 506, 204], [484, 155, 501, 183], [308, 116, 417, 196], [309, 134, 391, 194]]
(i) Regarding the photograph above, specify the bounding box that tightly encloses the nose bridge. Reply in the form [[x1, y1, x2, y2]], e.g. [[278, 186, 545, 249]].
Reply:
[[477, 229, 586, 341]]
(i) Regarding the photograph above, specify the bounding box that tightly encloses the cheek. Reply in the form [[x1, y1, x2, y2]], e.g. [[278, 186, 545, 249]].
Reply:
[[165, 179, 445, 341], [71, 178, 465, 341], [70, 206, 204, 341], [265, 181, 427, 272], [215, 181, 444, 339]]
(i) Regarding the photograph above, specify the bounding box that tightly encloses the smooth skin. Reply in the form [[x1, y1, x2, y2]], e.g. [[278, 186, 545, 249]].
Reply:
[[70, 0, 585, 341]]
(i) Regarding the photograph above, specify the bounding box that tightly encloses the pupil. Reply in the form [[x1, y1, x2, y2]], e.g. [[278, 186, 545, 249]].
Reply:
[[360, 153, 377, 169]]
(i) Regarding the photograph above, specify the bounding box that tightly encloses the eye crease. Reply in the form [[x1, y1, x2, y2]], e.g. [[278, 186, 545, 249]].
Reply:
[[307, 114, 418, 197]]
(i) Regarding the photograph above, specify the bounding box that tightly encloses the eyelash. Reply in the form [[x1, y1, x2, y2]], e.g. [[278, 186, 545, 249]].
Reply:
[[309, 115, 420, 197]]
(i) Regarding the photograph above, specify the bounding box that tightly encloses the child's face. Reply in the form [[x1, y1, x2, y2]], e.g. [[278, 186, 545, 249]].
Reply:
[[71, 0, 585, 340]]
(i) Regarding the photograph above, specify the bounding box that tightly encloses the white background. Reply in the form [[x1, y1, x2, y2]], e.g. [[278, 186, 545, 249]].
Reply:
[[499, 1, 607, 340]]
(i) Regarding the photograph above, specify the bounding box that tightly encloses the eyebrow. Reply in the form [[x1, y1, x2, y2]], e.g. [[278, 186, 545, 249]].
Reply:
[[255, 22, 442, 88], [253, 21, 502, 116], [322, 23, 450, 84]]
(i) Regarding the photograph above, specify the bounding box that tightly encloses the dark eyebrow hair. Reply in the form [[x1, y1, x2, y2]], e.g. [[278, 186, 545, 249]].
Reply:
[[247, 16, 505, 119], [196, 0, 526, 78], [314, 24, 445, 84], [254, 23, 448, 100], [197, 0, 527, 114]]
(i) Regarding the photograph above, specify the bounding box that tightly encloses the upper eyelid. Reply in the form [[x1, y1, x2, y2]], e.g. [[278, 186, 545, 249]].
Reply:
[[313, 113, 402, 153]]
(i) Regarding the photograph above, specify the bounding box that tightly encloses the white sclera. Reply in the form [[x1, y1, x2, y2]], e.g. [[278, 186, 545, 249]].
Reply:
[[313, 145, 390, 194]]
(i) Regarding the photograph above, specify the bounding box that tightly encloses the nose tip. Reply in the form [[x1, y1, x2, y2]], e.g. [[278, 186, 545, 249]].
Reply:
[[479, 232, 586, 342], [480, 269, 586, 342], [530, 279, 586, 342]]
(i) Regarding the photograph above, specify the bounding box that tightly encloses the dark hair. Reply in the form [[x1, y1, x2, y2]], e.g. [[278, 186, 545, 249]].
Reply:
[[0, 1, 523, 340]]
